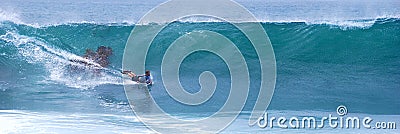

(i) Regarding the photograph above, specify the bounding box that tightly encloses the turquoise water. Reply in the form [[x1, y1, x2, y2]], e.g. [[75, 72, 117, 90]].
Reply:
[[1, 0, 400, 133]]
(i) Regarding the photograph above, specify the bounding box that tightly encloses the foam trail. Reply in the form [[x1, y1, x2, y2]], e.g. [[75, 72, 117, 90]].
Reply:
[[0, 31, 123, 89]]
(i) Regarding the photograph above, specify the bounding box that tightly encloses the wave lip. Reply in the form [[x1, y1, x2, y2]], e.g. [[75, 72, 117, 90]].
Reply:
[[305, 19, 378, 29], [1, 16, 399, 30]]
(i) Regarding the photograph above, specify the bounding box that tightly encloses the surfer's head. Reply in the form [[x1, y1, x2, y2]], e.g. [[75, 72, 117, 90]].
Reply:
[[145, 70, 150, 76]]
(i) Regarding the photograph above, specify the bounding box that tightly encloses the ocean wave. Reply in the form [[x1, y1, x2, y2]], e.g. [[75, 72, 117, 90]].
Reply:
[[1, 18, 398, 31], [1, 14, 399, 114], [1, 7, 399, 30]]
